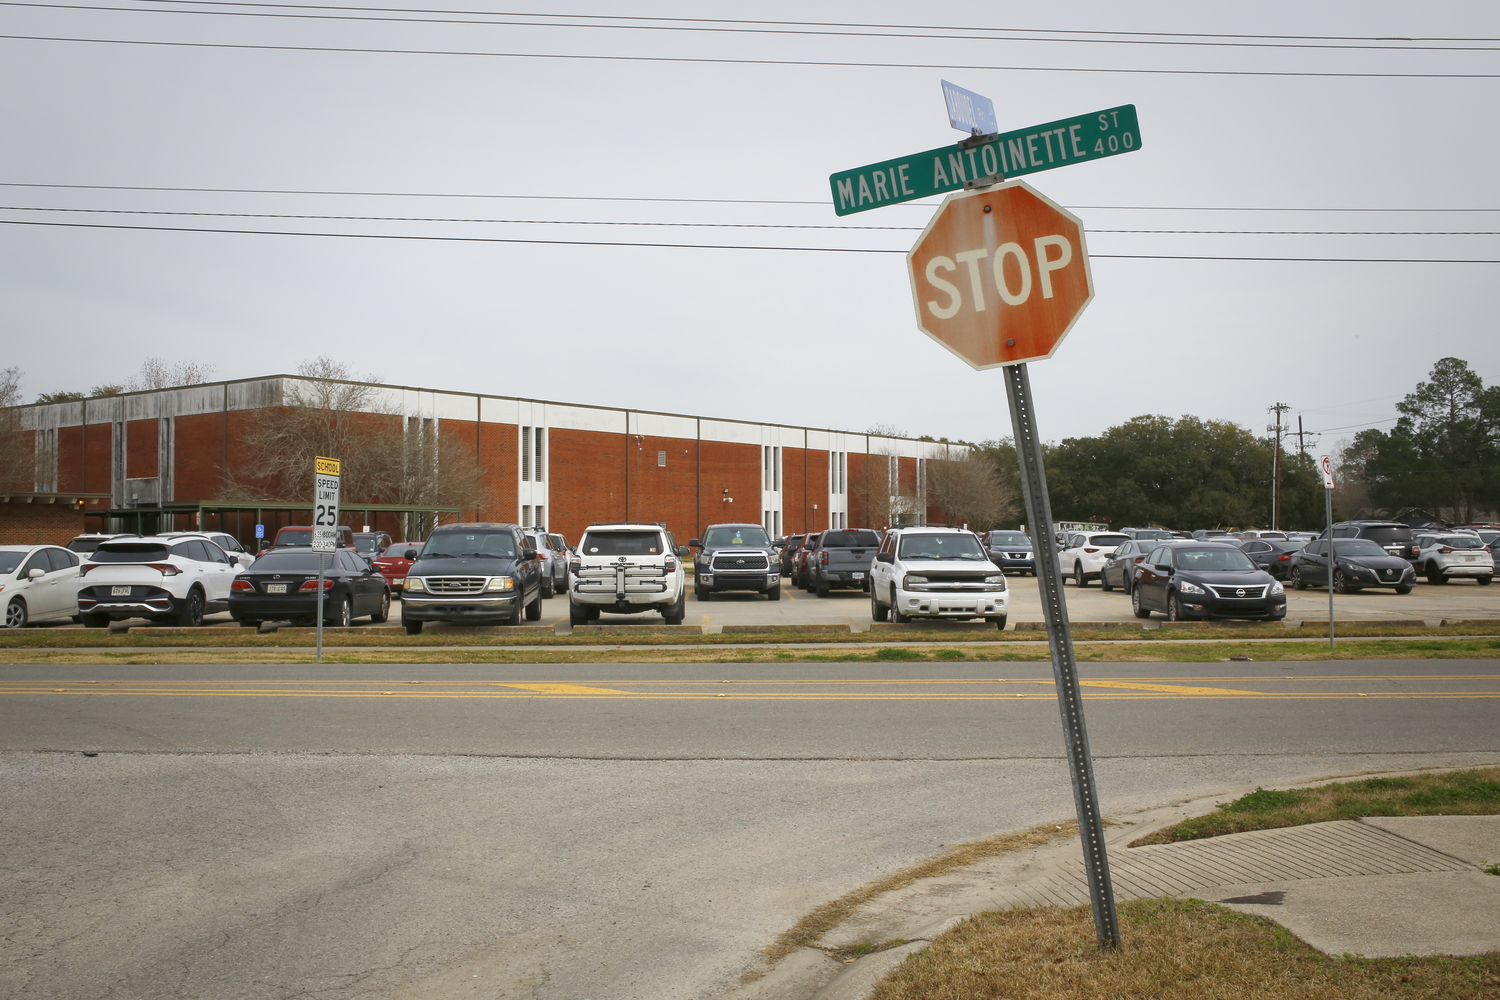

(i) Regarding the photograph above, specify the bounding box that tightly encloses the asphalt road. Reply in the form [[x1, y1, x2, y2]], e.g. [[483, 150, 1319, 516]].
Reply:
[[2, 660, 1497, 1000]]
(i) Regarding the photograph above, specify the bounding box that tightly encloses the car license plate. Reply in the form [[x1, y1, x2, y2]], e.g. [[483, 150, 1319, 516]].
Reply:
[[111, 586, 131, 597], [266, 584, 287, 594], [852, 572, 865, 579]]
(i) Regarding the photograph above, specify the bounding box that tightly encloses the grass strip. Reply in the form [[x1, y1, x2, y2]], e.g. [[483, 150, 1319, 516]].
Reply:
[[1132, 767, 1500, 846], [869, 897, 1500, 1000], [2, 638, 1500, 665], [761, 822, 1078, 966]]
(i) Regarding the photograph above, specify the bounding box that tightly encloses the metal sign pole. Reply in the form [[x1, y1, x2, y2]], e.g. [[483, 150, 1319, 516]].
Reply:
[[1325, 481, 1335, 652], [1003, 362, 1121, 949], [315, 552, 326, 662]]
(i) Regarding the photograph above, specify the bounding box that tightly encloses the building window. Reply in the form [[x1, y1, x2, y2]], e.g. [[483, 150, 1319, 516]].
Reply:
[[535, 504, 545, 529], [521, 427, 531, 482], [522, 505, 531, 527], [534, 427, 545, 482], [773, 446, 781, 491], [658, 450, 667, 467]]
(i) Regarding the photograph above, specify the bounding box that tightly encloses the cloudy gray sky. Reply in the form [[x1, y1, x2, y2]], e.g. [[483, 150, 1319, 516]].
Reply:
[[3, 1, 1497, 449]]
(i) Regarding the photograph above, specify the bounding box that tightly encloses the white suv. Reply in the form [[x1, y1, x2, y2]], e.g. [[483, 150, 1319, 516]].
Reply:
[[869, 525, 1008, 629], [1059, 531, 1132, 586], [77, 535, 244, 627], [1413, 533, 1493, 586], [568, 522, 687, 626]]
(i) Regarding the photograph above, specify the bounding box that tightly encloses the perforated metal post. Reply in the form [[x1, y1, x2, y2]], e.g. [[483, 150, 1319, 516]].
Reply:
[[1003, 362, 1121, 949]]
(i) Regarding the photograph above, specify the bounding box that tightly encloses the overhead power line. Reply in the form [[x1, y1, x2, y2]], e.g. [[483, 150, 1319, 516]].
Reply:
[[7, 1, 1500, 52], [4, 181, 1499, 214], [5, 33, 1498, 77], [5, 217, 1500, 263], [5, 205, 1498, 236]]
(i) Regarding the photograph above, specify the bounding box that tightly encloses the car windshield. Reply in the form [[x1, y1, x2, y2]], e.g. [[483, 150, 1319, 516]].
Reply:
[[1257, 531, 1287, 540], [1086, 534, 1131, 547], [90, 543, 172, 563], [0, 551, 26, 574], [1358, 526, 1413, 546], [821, 530, 881, 547], [703, 526, 771, 548], [989, 532, 1030, 546], [1176, 548, 1257, 571], [898, 533, 988, 560], [1478, 531, 1500, 546], [277, 529, 313, 547], [353, 536, 381, 554], [1332, 539, 1390, 557], [1436, 536, 1485, 550], [1132, 530, 1173, 540], [67, 537, 106, 553], [249, 551, 328, 571], [581, 531, 663, 556], [421, 531, 518, 559], [382, 544, 414, 557]]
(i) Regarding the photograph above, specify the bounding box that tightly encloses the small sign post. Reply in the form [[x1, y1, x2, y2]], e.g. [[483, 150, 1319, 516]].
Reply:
[[312, 456, 341, 662], [941, 79, 999, 136], [1321, 454, 1336, 650]]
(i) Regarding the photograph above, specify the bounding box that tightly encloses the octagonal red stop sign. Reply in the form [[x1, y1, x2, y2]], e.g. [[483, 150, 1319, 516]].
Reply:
[[906, 180, 1092, 369]]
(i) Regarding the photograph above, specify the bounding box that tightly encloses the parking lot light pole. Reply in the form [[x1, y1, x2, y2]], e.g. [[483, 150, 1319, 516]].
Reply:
[[1004, 362, 1121, 950]]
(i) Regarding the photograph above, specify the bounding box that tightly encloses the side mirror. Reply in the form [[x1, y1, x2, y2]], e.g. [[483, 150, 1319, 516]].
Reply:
[[675, 545, 690, 558], [688, 539, 701, 548], [876, 552, 895, 564], [28, 567, 44, 580], [521, 546, 538, 560], [404, 548, 418, 560], [228, 555, 240, 566]]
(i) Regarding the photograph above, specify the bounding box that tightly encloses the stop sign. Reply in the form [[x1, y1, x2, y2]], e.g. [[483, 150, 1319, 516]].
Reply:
[[906, 180, 1092, 370]]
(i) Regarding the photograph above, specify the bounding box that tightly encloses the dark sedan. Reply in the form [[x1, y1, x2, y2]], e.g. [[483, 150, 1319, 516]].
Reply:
[[1099, 539, 1156, 594], [1237, 538, 1308, 580], [1132, 541, 1286, 621], [1289, 538, 1416, 594], [229, 548, 391, 627], [984, 530, 1035, 575]]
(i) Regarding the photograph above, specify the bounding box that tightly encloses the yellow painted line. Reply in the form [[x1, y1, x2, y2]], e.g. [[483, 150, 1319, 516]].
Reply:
[[700, 614, 711, 627], [1079, 680, 1266, 696], [1, 688, 1497, 701], [494, 682, 633, 695]]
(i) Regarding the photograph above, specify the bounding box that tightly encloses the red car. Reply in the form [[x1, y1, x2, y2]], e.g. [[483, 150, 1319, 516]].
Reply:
[[372, 542, 422, 592]]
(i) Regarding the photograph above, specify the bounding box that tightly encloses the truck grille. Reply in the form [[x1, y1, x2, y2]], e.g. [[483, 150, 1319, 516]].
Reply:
[[1206, 584, 1269, 600], [712, 554, 769, 571], [423, 577, 488, 595], [574, 564, 669, 594]]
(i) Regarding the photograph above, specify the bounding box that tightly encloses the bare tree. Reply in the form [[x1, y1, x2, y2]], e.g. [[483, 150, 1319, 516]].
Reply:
[[0, 366, 32, 490], [125, 357, 216, 392], [923, 444, 1017, 530]]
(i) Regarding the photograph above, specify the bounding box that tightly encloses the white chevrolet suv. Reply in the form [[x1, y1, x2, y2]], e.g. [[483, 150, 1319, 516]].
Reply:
[[77, 535, 243, 627], [568, 522, 688, 626], [1059, 531, 1132, 587], [869, 525, 1009, 629]]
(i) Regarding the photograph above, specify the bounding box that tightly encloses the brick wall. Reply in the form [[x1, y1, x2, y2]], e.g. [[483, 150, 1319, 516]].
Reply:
[[550, 428, 626, 543], [781, 446, 828, 536], [82, 425, 111, 495], [175, 412, 225, 501], [625, 433, 700, 543], [126, 418, 158, 479], [697, 441, 761, 540], [0, 500, 89, 546]]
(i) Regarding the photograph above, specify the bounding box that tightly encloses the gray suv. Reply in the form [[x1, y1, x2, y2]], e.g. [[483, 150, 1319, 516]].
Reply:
[[690, 523, 781, 601]]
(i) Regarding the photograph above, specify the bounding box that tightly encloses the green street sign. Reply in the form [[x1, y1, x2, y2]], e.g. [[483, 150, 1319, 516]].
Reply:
[[829, 105, 1140, 216]]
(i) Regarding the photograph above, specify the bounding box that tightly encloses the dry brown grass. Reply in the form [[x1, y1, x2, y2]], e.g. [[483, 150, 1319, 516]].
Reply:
[[870, 898, 1500, 1000], [1132, 767, 1500, 846], [761, 822, 1078, 965]]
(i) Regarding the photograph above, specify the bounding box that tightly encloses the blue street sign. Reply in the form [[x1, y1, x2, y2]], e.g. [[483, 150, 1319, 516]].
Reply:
[[942, 80, 998, 135], [255, 524, 265, 539]]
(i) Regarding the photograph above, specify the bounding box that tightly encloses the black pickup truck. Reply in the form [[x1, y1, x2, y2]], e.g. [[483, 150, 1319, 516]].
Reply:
[[805, 528, 882, 597]]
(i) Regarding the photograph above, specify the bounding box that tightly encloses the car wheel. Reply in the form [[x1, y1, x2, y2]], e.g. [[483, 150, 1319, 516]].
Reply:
[[1480, 577, 1494, 586], [767, 584, 781, 601], [663, 593, 686, 625], [1332, 570, 1350, 595], [1290, 567, 1306, 591], [524, 589, 543, 621], [695, 584, 710, 601], [871, 590, 889, 622], [328, 597, 352, 628], [569, 601, 590, 627], [403, 617, 423, 636], [890, 587, 908, 624], [5, 598, 27, 629], [369, 590, 390, 623], [1395, 584, 1412, 595], [1167, 593, 1183, 622], [1074, 562, 1088, 587], [815, 580, 830, 598], [988, 614, 1007, 631], [1131, 587, 1151, 619], [1122, 575, 1133, 597], [176, 588, 205, 628], [82, 612, 110, 629], [540, 578, 554, 600], [1100, 569, 1115, 592], [1427, 563, 1448, 584]]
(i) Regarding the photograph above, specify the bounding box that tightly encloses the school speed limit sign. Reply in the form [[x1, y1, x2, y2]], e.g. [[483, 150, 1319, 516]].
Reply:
[[312, 456, 342, 552]]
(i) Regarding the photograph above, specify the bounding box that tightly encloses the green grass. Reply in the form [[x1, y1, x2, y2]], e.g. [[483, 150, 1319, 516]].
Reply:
[[1131, 767, 1500, 845]]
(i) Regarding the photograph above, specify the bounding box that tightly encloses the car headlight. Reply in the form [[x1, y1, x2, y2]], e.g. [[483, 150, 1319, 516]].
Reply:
[[404, 577, 425, 592], [1178, 580, 1206, 596], [485, 577, 515, 592], [985, 574, 1006, 589], [902, 575, 927, 587], [1269, 580, 1284, 596]]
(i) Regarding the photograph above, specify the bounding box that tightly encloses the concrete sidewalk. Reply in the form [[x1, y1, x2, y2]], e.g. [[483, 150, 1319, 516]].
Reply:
[[731, 800, 1500, 1000]]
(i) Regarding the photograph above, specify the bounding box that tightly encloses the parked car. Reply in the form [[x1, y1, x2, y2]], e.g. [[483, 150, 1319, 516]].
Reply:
[[161, 530, 257, 568], [568, 521, 687, 626], [870, 525, 1007, 628], [1412, 533, 1493, 585], [371, 542, 421, 592], [1099, 538, 1157, 594], [401, 523, 544, 634], [1285, 531, 1320, 543], [1289, 538, 1417, 593], [272, 525, 355, 550], [1237, 538, 1308, 580], [229, 547, 390, 627], [1120, 528, 1175, 542], [806, 528, 882, 597], [521, 528, 569, 598], [351, 530, 393, 566], [1322, 520, 1419, 561], [1471, 528, 1500, 576], [792, 533, 820, 589], [1058, 531, 1132, 586], [77, 535, 244, 627], [66, 533, 135, 555], [778, 534, 804, 577], [1191, 529, 1230, 540], [1132, 541, 1286, 621], [984, 530, 1035, 575], [1232, 529, 1288, 540], [690, 523, 781, 600], [0, 544, 81, 628]]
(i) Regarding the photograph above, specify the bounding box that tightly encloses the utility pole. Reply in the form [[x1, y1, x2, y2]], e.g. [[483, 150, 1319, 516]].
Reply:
[[1267, 403, 1291, 530], [1293, 415, 1318, 456]]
